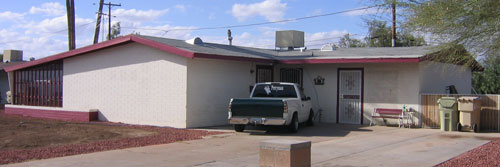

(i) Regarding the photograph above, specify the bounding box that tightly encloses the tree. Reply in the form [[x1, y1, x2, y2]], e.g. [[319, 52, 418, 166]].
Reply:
[[364, 19, 426, 47], [365, 19, 392, 47], [338, 34, 366, 48], [473, 56, 500, 94], [405, 0, 500, 59], [107, 22, 121, 40], [397, 30, 426, 47]]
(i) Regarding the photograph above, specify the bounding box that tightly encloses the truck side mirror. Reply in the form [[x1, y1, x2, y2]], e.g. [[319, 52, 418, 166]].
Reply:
[[302, 97, 311, 101]]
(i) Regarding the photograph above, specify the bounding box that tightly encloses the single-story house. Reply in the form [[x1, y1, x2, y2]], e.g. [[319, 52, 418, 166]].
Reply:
[[3, 33, 480, 128]]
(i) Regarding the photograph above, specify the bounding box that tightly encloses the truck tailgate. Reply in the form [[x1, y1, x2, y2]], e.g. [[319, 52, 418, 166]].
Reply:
[[231, 99, 284, 118]]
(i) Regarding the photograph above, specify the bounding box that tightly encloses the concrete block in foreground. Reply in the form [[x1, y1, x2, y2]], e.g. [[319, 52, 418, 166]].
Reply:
[[260, 139, 311, 167]]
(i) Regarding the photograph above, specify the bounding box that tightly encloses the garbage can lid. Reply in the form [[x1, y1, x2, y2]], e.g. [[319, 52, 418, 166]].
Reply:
[[458, 96, 480, 102], [438, 97, 457, 108]]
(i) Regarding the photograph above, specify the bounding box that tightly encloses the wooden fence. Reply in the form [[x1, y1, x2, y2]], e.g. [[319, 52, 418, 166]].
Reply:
[[420, 94, 499, 131]]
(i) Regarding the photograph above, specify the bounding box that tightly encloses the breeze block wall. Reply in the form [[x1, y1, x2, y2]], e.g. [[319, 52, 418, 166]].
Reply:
[[63, 43, 188, 128]]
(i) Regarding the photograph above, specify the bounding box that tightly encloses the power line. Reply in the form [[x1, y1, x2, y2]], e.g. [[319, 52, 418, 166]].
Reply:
[[121, 5, 381, 33], [306, 34, 363, 43]]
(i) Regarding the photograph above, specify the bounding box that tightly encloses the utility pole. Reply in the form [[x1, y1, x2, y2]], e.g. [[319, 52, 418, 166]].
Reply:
[[66, 0, 76, 50], [104, 2, 121, 40], [391, 1, 396, 47], [93, 0, 104, 44]]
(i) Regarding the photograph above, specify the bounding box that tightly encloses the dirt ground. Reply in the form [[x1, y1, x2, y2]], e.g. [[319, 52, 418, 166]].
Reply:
[[0, 110, 222, 164], [437, 138, 500, 167], [0, 111, 154, 150]]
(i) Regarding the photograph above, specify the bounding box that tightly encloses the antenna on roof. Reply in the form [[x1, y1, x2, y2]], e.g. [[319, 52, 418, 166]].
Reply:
[[227, 29, 233, 46]]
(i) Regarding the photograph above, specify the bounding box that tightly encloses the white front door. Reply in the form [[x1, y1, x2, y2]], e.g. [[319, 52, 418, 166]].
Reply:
[[338, 70, 363, 124]]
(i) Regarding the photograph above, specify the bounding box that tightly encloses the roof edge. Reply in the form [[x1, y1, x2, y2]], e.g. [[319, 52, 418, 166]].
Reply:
[[279, 57, 421, 64], [194, 53, 274, 63], [4, 35, 134, 72], [130, 36, 195, 59]]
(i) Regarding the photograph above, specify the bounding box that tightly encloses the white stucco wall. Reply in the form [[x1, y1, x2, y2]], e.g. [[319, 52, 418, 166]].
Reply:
[[363, 63, 421, 125], [63, 43, 188, 128], [419, 61, 472, 94], [186, 58, 257, 128], [275, 63, 421, 125]]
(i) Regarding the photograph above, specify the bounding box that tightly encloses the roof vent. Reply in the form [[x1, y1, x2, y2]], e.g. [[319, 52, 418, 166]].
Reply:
[[185, 37, 203, 45], [300, 47, 307, 52], [320, 44, 336, 51]]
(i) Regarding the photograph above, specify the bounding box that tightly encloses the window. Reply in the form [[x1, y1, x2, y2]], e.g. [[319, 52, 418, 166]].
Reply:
[[251, 84, 297, 98], [256, 65, 273, 83], [13, 61, 63, 107], [280, 68, 303, 87]]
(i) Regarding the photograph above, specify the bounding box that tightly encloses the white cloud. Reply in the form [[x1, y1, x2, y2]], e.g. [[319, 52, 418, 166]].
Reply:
[[23, 15, 93, 36], [174, 5, 186, 12], [113, 8, 169, 24], [306, 30, 349, 48], [231, 0, 286, 22], [29, 2, 65, 16], [0, 11, 25, 22], [343, 7, 379, 16]]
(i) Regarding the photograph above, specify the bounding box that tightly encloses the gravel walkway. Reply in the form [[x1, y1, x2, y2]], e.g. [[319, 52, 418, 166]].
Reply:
[[0, 122, 223, 165], [437, 138, 500, 167]]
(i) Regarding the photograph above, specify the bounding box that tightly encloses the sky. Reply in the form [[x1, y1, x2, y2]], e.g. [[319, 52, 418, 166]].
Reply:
[[0, 0, 381, 60]]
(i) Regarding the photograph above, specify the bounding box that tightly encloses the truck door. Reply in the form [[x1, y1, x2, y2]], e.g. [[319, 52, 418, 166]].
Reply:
[[298, 88, 310, 122]]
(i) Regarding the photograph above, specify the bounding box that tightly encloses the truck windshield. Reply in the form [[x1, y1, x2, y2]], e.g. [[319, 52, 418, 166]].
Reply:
[[252, 84, 297, 98]]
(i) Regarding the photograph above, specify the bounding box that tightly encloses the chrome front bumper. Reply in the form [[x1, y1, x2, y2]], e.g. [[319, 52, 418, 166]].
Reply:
[[229, 117, 286, 126]]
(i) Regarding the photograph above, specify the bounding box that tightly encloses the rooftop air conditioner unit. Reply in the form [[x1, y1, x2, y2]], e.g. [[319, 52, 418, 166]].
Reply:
[[275, 30, 304, 50]]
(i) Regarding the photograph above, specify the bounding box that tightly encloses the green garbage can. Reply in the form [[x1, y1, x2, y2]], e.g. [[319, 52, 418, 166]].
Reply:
[[438, 97, 459, 131]]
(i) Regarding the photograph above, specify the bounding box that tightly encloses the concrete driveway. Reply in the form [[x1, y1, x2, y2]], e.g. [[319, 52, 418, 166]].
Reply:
[[3, 124, 500, 167]]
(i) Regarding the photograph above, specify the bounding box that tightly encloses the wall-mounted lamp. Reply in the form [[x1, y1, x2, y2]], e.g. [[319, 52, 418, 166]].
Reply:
[[314, 76, 325, 85], [250, 69, 255, 74]]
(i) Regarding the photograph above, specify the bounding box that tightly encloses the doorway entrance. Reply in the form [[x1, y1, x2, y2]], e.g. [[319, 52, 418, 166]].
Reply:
[[337, 69, 364, 124]]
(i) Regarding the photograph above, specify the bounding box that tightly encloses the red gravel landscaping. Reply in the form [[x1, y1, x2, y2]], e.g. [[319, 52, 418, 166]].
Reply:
[[0, 110, 224, 165], [436, 138, 500, 167]]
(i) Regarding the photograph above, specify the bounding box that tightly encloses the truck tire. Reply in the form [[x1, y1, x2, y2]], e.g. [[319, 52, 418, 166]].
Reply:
[[307, 110, 314, 126], [288, 113, 299, 133], [234, 125, 245, 132], [473, 123, 478, 133]]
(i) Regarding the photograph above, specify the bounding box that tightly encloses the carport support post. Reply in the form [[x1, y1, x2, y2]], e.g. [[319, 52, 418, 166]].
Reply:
[[260, 139, 311, 167]]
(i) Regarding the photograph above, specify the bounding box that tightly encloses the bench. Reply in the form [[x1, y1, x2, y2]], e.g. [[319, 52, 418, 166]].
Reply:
[[370, 108, 404, 128]]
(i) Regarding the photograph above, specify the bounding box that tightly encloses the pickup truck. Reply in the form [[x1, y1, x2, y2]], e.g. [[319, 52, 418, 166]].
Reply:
[[228, 82, 313, 133]]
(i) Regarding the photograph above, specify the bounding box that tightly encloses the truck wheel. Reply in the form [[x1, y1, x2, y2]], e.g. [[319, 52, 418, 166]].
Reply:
[[234, 125, 245, 132], [457, 123, 462, 132], [288, 114, 299, 133], [473, 124, 478, 133], [307, 110, 314, 126]]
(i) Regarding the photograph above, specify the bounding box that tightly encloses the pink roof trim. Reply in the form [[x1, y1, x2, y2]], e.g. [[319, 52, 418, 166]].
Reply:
[[130, 36, 194, 59], [4, 35, 421, 72], [279, 57, 420, 64], [4, 35, 134, 72]]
